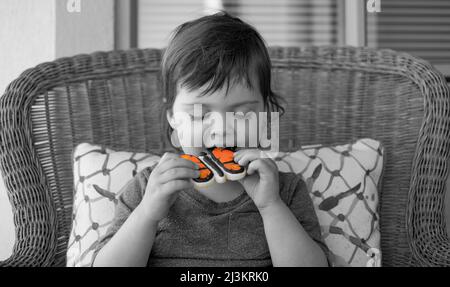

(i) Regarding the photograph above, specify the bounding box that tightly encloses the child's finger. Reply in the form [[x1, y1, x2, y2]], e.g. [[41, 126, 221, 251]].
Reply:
[[247, 159, 273, 176], [234, 149, 256, 161], [159, 167, 200, 183], [178, 156, 201, 170], [236, 150, 262, 166], [160, 152, 179, 161], [162, 179, 193, 194], [153, 152, 182, 172], [265, 157, 278, 170]]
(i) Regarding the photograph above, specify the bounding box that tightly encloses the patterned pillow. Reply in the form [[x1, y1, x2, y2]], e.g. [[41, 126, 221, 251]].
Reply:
[[66, 143, 160, 267], [273, 138, 384, 267], [67, 139, 384, 267]]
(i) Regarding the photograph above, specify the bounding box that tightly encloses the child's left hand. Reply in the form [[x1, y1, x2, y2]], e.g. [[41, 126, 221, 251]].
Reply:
[[234, 149, 281, 212]]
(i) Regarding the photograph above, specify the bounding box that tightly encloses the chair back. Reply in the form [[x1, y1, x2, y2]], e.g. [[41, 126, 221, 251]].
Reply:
[[1, 46, 449, 266]]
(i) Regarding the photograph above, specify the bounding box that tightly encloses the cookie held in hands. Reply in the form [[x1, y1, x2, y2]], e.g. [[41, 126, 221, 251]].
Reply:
[[180, 147, 247, 188]]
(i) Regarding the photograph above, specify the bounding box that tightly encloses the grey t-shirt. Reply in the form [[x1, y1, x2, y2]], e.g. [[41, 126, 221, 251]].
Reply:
[[91, 166, 329, 267]]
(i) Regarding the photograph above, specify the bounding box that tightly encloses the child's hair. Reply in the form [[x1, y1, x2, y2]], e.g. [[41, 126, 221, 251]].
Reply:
[[160, 11, 285, 148]]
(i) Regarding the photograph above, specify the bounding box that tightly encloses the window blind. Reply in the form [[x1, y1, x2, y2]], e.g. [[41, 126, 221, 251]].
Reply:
[[138, 0, 340, 49], [138, 0, 204, 48], [222, 0, 339, 46], [367, 0, 450, 66]]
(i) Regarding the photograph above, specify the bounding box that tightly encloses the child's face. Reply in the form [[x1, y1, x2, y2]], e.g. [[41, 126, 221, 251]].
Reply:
[[167, 79, 265, 156]]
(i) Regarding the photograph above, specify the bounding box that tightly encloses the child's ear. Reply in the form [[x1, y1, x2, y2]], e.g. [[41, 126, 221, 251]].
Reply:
[[166, 109, 175, 129]]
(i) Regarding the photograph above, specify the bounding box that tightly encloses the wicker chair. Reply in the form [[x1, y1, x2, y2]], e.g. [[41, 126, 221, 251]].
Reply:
[[0, 46, 449, 267]]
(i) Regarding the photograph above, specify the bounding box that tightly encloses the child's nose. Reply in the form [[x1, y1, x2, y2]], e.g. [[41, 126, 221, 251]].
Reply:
[[204, 113, 236, 147]]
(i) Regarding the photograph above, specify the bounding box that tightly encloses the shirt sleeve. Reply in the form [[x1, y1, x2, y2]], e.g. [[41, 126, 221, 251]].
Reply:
[[285, 172, 331, 266], [90, 166, 152, 266]]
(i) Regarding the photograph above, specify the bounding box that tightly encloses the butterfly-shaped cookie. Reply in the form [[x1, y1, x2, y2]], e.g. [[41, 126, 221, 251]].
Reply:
[[180, 147, 246, 188]]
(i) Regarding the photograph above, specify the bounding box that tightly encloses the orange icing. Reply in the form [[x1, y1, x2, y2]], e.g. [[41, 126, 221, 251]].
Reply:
[[180, 154, 211, 179], [211, 148, 243, 172]]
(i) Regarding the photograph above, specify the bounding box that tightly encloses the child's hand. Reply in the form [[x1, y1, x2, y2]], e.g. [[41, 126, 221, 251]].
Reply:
[[137, 152, 199, 222], [234, 149, 281, 212]]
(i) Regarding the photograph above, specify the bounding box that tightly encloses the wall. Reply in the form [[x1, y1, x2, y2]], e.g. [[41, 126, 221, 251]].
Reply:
[[0, 0, 56, 97], [0, 0, 56, 261], [0, 0, 114, 260], [55, 0, 114, 58]]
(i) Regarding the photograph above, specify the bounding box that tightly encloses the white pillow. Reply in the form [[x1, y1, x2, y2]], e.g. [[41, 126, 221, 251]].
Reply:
[[274, 138, 384, 267], [66, 143, 160, 267], [67, 138, 384, 267]]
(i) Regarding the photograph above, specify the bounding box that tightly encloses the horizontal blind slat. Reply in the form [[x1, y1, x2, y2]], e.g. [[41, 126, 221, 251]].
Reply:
[[138, 0, 338, 48], [368, 0, 450, 65]]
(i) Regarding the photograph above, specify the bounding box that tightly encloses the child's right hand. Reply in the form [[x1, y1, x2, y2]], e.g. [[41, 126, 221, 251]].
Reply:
[[137, 152, 199, 223]]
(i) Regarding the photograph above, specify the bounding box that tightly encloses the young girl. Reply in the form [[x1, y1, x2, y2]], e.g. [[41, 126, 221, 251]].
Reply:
[[92, 11, 328, 267]]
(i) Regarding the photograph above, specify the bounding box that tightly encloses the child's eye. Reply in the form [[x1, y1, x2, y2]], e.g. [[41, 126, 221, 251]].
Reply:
[[188, 113, 205, 121], [234, 110, 250, 119]]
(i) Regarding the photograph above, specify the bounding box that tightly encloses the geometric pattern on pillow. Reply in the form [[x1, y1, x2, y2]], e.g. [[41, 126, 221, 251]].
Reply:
[[66, 143, 160, 267], [273, 138, 384, 267], [67, 139, 383, 267]]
